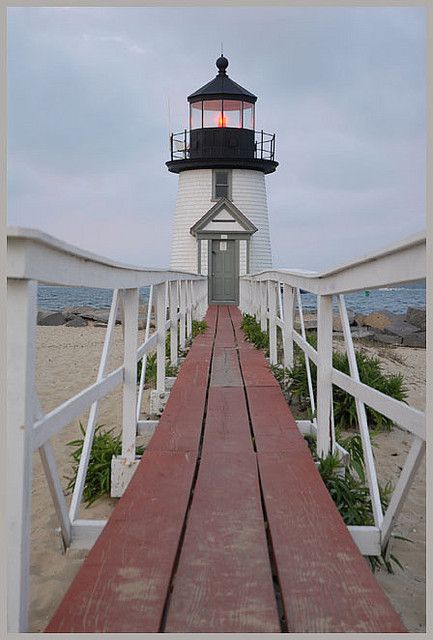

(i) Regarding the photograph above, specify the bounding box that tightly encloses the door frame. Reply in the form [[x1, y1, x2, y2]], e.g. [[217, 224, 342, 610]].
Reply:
[[208, 238, 240, 305]]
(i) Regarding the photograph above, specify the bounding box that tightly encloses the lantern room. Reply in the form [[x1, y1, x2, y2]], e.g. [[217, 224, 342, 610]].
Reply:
[[167, 56, 278, 174]]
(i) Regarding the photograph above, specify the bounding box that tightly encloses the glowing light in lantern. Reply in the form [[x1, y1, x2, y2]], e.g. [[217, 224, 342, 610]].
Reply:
[[217, 112, 227, 127]]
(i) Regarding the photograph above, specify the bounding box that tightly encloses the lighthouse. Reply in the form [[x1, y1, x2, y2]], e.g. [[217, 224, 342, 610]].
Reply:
[[167, 55, 278, 305]]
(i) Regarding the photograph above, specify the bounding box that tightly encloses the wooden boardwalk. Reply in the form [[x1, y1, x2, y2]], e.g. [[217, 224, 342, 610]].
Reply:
[[46, 305, 405, 633]]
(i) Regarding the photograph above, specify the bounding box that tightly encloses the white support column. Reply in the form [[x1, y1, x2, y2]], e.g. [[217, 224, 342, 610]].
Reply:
[[316, 294, 333, 458], [169, 280, 178, 367], [282, 283, 295, 369], [268, 280, 277, 365], [7, 279, 37, 632], [186, 280, 192, 339], [156, 282, 167, 393], [121, 288, 139, 463], [136, 284, 154, 422], [260, 281, 267, 332], [179, 280, 186, 350]]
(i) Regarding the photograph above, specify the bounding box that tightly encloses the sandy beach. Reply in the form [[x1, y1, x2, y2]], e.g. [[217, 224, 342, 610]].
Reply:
[[28, 325, 425, 632]]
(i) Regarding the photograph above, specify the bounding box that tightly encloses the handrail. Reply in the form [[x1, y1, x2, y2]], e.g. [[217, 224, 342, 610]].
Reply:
[[7, 226, 204, 288], [239, 231, 426, 565], [7, 227, 208, 632], [245, 232, 425, 294]]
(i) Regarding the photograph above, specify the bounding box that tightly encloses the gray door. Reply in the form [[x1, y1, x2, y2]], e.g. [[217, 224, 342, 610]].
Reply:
[[210, 239, 238, 303]]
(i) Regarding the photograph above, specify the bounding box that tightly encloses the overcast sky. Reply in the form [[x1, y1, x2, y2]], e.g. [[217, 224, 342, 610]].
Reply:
[[8, 6, 426, 271]]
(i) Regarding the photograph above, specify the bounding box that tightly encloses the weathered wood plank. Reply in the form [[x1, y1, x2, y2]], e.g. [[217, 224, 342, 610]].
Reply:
[[210, 347, 243, 387], [257, 451, 406, 633], [238, 350, 279, 387], [202, 387, 253, 454], [228, 306, 255, 350], [164, 452, 280, 633], [214, 305, 236, 347], [46, 451, 197, 633]]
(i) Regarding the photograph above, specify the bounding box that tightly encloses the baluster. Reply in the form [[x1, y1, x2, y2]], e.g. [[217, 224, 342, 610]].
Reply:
[[7, 279, 37, 632], [316, 294, 333, 458], [121, 288, 139, 463], [156, 282, 166, 393], [268, 281, 277, 364], [169, 281, 178, 367], [282, 283, 295, 369]]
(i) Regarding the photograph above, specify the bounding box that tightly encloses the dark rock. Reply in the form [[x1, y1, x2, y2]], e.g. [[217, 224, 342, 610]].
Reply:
[[384, 321, 421, 338], [37, 311, 66, 326], [354, 313, 366, 327], [405, 307, 426, 331], [65, 316, 87, 327], [372, 332, 402, 345], [402, 332, 426, 348], [351, 328, 375, 340]]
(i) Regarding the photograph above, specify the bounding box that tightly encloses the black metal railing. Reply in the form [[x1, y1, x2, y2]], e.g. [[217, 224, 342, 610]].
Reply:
[[254, 130, 275, 161], [169, 129, 276, 161]]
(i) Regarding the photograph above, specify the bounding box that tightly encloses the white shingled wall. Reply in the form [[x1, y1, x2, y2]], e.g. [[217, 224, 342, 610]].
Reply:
[[231, 170, 272, 272], [170, 168, 272, 273]]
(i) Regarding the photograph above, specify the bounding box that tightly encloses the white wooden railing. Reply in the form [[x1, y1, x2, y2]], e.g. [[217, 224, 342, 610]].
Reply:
[[240, 232, 426, 560], [7, 227, 207, 632]]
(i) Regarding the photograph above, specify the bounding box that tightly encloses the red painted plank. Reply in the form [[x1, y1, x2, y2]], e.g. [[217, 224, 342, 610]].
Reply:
[[202, 387, 253, 454], [258, 452, 406, 633], [46, 452, 197, 633], [164, 452, 280, 633], [215, 305, 236, 348], [239, 350, 279, 387], [246, 385, 297, 434], [210, 347, 243, 387], [228, 306, 255, 350]]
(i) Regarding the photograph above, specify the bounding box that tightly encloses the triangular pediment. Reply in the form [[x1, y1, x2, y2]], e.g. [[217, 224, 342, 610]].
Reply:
[[190, 198, 258, 237]]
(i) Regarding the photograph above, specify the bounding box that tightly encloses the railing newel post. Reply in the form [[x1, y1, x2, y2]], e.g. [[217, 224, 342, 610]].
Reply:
[[260, 281, 267, 332], [186, 280, 192, 339], [121, 288, 139, 462], [7, 278, 37, 632], [316, 294, 334, 458], [268, 280, 277, 364], [282, 283, 295, 369], [156, 282, 167, 393], [179, 280, 186, 351], [169, 281, 178, 367]]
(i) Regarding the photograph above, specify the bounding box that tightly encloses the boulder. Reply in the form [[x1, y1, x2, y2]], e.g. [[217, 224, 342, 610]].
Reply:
[[66, 316, 87, 327], [362, 311, 400, 330], [405, 307, 426, 331], [383, 321, 421, 338], [402, 332, 426, 348], [37, 311, 66, 326], [354, 314, 367, 327], [372, 332, 402, 345], [351, 328, 375, 340]]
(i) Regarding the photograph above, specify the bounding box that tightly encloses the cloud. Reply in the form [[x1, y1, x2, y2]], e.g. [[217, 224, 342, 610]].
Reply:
[[7, 6, 426, 269]]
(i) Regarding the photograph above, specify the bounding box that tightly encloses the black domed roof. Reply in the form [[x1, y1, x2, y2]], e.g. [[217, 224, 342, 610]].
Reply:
[[188, 56, 257, 103]]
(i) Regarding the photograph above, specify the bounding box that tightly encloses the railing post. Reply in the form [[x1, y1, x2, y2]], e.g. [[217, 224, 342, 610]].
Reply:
[[282, 283, 295, 369], [7, 279, 37, 632], [260, 281, 267, 332], [186, 280, 192, 340], [121, 288, 139, 463], [316, 294, 333, 458], [156, 282, 166, 393], [268, 280, 277, 364], [179, 280, 186, 351], [169, 280, 178, 367]]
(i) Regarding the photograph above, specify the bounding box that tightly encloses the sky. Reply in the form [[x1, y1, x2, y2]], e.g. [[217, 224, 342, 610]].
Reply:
[[7, 6, 426, 271]]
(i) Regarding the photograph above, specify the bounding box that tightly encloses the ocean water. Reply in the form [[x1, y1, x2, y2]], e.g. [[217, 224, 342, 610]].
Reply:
[[38, 282, 426, 315]]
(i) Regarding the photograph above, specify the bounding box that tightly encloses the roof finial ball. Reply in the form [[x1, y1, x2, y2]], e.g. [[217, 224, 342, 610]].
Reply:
[[216, 55, 229, 75]]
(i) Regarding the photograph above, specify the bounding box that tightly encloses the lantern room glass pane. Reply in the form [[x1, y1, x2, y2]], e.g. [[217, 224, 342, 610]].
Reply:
[[222, 100, 242, 128], [190, 101, 202, 129], [203, 100, 223, 127], [243, 102, 255, 129]]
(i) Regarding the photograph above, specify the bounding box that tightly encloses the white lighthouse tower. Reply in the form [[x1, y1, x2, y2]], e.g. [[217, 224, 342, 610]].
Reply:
[[167, 55, 278, 304]]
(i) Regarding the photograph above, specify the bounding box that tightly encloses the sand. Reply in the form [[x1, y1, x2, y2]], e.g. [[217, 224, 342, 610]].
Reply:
[[28, 326, 426, 632]]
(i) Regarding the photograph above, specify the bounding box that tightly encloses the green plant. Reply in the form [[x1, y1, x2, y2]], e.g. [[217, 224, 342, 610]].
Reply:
[[137, 353, 178, 387], [303, 430, 406, 573], [289, 332, 407, 431], [192, 319, 207, 337], [241, 314, 269, 351], [65, 423, 145, 506]]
